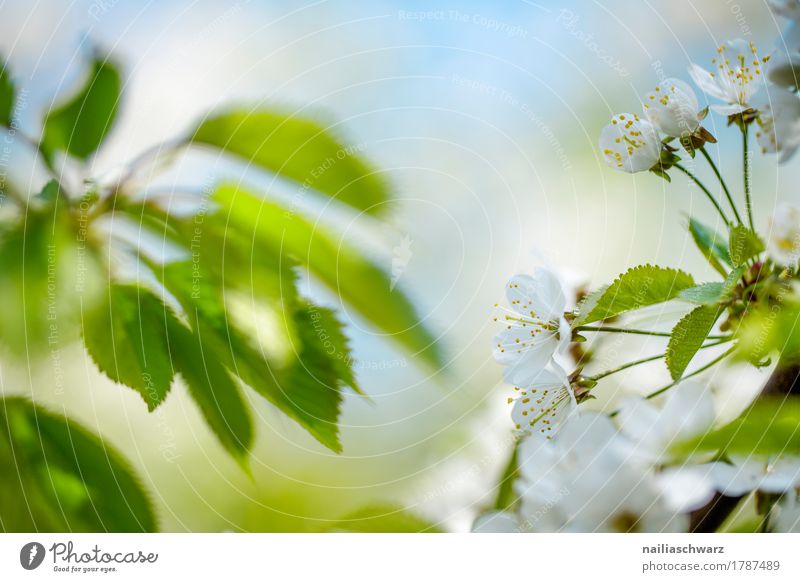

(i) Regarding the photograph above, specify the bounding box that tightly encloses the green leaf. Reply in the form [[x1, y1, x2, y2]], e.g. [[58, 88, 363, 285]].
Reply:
[[41, 54, 122, 161], [678, 282, 726, 305], [728, 225, 764, 268], [678, 266, 745, 305], [269, 304, 352, 450], [160, 260, 349, 453], [0, 58, 14, 126], [214, 184, 441, 368], [191, 109, 389, 214], [36, 179, 60, 203], [166, 311, 254, 463], [689, 218, 731, 277], [83, 285, 176, 411], [492, 443, 519, 512], [734, 300, 800, 365], [573, 265, 695, 326], [328, 505, 443, 533], [666, 304, 723, 380], [675, 397, 800, 456], [0, 190, 102, 355], [306, 304, 361, 395], [0, 397, 156, 532]]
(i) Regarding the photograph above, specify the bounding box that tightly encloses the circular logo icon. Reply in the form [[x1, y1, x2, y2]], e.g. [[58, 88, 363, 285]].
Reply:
[[19, 542, 46, 570]]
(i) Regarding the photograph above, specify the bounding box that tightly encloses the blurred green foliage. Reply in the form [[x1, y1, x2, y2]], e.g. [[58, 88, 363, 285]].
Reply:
[[0, 397, 156, 532], [0, 47, 441, 531]]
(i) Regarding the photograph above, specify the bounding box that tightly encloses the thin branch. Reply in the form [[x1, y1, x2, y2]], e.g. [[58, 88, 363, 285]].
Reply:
[[674, 163, 731, 227], [700, 146, 742, 224], [742, 124, 754, 230], [577, 325, 728, 340], [588, 339, 730, 381], [644, 345, 736, 400]]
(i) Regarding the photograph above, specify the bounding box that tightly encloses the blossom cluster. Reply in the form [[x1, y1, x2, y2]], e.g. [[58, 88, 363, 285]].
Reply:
[[476, 384, 800, 532], [479, 2, 800, 534]]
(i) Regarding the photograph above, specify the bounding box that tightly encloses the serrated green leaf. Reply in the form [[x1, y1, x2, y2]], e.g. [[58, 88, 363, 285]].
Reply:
[[678, 282, 726, 305], [573, 285, 607, 321], [191, 109, 389, 214], [666, 304, 723, 380], [123, 200, 297, 308], [0, 58, 14, 126], [166, 312, 254, 463], [160, 259, 349, 453], [678, 266, 745, 305], [306, 304, 361, 395], [688, 218, 731, 277], [0, 397, 156, 532], [574, 265, 695, 327], [83, 285, 176, 411], [328, 505, 443, 533], [729, 225, 764, 268], [214, 184, 441, 369], [674, 396, 800, 456], [41, 55, 121, 161]]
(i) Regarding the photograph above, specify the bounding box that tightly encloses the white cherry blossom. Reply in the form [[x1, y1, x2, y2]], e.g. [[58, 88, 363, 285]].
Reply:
[[773, 491, 800, 532], [493, 268, 570, 386], [705, 455, 800, 496], [643, 78, 703, 138], [770, 0, 800, 20], [767, 2, 800, 87], [756, 88, 800, 161], [599, 113, 662, 172], [767, 203, 800, 265], [615, 382, 716, 463], [471, 511, 520, 533], [689, 39, 769, 115], [510, 364, 576, 439], [512, 414, 701, 532]]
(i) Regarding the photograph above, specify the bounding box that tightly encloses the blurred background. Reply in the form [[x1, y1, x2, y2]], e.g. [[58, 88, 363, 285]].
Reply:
[[0, 0, 794, 531]]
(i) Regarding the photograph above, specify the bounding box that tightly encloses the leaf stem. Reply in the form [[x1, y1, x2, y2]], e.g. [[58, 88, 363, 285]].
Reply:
[[588, 339, 730, 381], [643, 345, 736, 400], [700, 146, 742, 225], [577, 326, 672, 337], [576, 325, 728, 340], [674, 163, 731, 227], [742, 125, 754, 230]]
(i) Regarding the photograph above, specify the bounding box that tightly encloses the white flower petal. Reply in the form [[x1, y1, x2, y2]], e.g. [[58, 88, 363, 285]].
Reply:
[[767, 203, 800, 265], [660, 383, 716, 442], [644, 78, 701, 137], [689, 41, 767, 113], [656, 465, 716, 513], [517, 435, 561, 486], [770, 0, 800, 21], [511, 366, 575, 438], [710, 102, 751, 115], [767, 55, 800, 88], [774, 492, 800, 532], [530, 267, 567, 321], [689, 63, 729, 101], [707, 459, 763, 496], [759, 457, 800, 493], [499, 334, 559, 385], [756, 87, 800, 161], [599, 113, 661, 173], [471, 511, 519, 533]]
